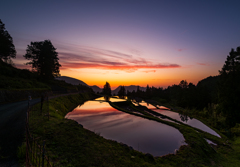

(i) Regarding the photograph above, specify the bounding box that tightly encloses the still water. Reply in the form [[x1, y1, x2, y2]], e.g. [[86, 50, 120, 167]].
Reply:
[[138, 102, 220, 137], [66, 99, 185, 156], [95, 96, 126, 102]]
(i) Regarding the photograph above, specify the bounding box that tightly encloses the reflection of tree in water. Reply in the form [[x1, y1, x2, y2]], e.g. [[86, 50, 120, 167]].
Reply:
[[179, 114, 193, 123], [131, 97, 142, 105], [104, 96, 110, 101]]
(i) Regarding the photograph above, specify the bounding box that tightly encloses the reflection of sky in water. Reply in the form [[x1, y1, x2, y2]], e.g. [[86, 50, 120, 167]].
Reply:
[[158, 106, 170, 110], [138, 102, 156, 110], [112, 96, 128, 99], [153, 109, 220, 138], [132, 101, 220, 138], [204, 138, 217, 145], [66, 100, 185, 156], [95, 97, 126, 102], [134, 102, 170, 110]]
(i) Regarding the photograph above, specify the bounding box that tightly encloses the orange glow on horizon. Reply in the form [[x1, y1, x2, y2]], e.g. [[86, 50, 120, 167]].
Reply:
[[15, 55, 219, 90], [59, 64, 218, 89]]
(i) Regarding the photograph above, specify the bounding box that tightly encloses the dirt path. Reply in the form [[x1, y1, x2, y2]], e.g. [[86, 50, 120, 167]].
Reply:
[[0, 92, 79, 166]]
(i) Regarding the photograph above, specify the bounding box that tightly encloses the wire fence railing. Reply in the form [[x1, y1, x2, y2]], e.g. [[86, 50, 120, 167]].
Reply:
[[25, 95, 57, 167]]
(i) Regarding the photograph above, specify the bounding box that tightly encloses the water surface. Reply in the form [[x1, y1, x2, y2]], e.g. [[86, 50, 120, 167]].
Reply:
[[136, 102, 220, 137], [66, 100, 185, 156], [95, 97, 126, 102]]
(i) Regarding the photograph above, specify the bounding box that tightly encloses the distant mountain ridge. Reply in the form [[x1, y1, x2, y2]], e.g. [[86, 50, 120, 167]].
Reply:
[[112, 85, 146, 95], [92, 85, 146, 94], [90, 85, 102, 93], [55, 76, 88, 86], [55, 76, 146, 94]]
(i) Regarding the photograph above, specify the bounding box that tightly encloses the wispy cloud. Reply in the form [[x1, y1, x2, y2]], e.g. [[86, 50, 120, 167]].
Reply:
[[197, 63, 210, 66], [60, 62, 180, 70], [177, 48, 186, 52], [15, 43, 181, 72], [59, 46, 181, 72], [142, 70, 156, 73]]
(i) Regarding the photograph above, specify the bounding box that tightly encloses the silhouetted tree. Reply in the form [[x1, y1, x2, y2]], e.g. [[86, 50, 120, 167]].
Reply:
[[161, 80, 211, 109], [23, 40, 61, 80], [0, 19, 16, 62], [218, 46, 240, 127], [117, 86, 126, 98], [102, 82, 111, 96], [132, 90, 136, 96], [188, 82, 195, 89], [137, 86, 140, 92], [197, 76, 219, 103], [146, 84, 151, 94], [179, 80, 188, 89], [136, 86, 142, 97]]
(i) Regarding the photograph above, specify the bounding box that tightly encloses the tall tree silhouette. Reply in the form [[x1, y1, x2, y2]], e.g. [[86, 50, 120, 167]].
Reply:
[[117, 86, 126, 98], [218, 46, 240, 127], [179, 80, 188, 89], [102, 82, 111, 96], [23, 40, 61, 80], [145, 84, 151, 97], [0, 19, 16, 62]]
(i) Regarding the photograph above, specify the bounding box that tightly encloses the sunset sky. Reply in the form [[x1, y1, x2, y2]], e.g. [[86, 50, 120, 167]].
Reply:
[[1, 0, 240, 89]]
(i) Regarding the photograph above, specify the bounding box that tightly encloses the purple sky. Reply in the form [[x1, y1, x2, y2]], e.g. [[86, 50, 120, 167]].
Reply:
[[1, 0, 240, 88]]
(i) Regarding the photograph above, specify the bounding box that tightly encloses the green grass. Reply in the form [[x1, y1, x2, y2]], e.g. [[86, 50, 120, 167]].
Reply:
[[25, 94, 240, 166], [110, 100, 240, 166], [27, 93, 158, 166]]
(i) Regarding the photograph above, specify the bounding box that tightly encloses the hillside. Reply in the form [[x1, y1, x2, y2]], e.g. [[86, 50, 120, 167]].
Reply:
[[0, 59, 50, 89], [90, 85, 102, 93], [55, 76, 88, 86], [55, 76, 103, 93], [0, 61, 87, 103]]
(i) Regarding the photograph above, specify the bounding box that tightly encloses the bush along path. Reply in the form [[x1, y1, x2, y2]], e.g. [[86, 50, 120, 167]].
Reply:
[[23, 94, 240, 166]]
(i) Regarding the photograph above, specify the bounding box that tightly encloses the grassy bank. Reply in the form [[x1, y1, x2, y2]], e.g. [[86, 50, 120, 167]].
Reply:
[[24, 94, 240, 166], [150, 98, 239, 138], [109, 100, 240, 166], [26, 93, 158, 166]]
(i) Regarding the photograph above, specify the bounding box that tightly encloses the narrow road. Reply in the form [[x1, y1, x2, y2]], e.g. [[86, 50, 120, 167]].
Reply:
[[0, 92, 79, 166], [0, 98, 40, 166]]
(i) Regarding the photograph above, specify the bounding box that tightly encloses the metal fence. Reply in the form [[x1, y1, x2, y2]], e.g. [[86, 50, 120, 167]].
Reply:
[[25, 100, 56, 167]]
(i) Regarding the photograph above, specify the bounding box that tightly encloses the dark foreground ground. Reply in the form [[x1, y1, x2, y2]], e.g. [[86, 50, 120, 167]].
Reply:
[[0, 93, 78, 167], [0, 99, 40, 166]]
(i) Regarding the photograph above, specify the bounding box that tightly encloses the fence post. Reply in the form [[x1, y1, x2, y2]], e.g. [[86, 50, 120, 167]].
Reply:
[[30, 136, 32, 165], [26, 107, 29, 167], [32, 136, 35, 166], [39, 144, 41, 167], [42, 141, 45, 167], [26, 125, 28, 167], [47, 94, 49, 120]]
